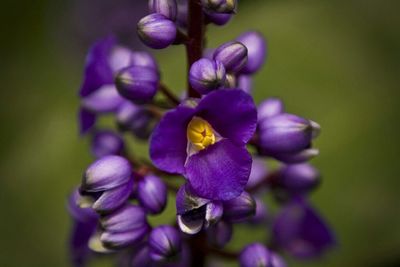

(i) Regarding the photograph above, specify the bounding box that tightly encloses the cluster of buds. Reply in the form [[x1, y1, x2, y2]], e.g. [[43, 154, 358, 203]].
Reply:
[[68, 1, 335, 267]]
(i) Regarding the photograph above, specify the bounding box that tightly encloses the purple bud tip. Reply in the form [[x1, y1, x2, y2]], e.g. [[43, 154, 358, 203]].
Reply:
[[149, 0, 178, 21], [258, 98, 285, 121], [82, 155, 131, 192], [149, 225, 182, 262], [137, 175, 167, 214], [101, 205, 147, 233], [236, 31, 267, 74], [278, 163, 320, 194], [137, 13, 177, 49], [258, 113, 314, 154], [240, 243, 272, 267], [91, 130, 124, 158], [115, 65, 159, 104], [213, 41, 248, 73], [202, 0, 237, 14], [223, 191, 256, 223], [189, 58, 226, 95]]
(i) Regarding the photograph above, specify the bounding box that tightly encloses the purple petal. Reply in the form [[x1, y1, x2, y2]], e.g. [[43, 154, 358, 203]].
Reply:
[[207, 221, 233, 248], [101, 226, 149, 249], [196, 89, 257, 145], [148, 225, 182, 262], [101, 204, 147, 233], [240, 243, 271, 267], [81, 85, 125, 113], [205, 201, 223, 227], [82, 155, 132, 192], [273, 197, 335, 259], [69, 220, 97, 267], [137, 175, 167, 214], [150, 105, 196, 173], [176, 183, 210, 215], [67, 188, 98, 222], [79, 37, 115, 97], [258, 98, 285, 121], [92, 178, 134, 213], [223, 191, 256, 223], [185, 139, 252, 201], [79, 108, 97, 135], [273, 148, 319, 164], [91, 130, 124, 158]]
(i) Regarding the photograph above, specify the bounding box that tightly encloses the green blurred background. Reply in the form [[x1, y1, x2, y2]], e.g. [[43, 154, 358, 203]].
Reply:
[[1, 0, 399, 266]]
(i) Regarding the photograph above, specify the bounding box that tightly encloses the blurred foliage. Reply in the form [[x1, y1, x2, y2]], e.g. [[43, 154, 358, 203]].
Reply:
[[0, 0, 400, 267]]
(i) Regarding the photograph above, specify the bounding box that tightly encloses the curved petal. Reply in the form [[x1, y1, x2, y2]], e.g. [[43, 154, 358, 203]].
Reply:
[[150, 105, 196, 173], [81, 84, 124, 113], [79, 37, 115, 97], [93, 179, 134, 214], [185, 139, 252, 200], [195, 89, 257, 145]]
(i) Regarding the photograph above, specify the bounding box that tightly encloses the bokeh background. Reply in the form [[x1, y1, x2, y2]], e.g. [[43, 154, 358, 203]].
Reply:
[[1, 0, 399, 266]]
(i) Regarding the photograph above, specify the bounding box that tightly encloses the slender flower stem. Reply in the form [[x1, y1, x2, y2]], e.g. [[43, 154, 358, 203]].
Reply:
[[186, 0, 204, 98], [158, 83, 181, 106]]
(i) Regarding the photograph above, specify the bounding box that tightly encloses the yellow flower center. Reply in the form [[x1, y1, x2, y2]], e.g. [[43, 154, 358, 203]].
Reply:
[[187, 117, 216, 150]]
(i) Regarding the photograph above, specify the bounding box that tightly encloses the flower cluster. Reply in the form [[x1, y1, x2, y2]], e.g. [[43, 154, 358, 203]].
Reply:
[[68, 1, 335, 267]]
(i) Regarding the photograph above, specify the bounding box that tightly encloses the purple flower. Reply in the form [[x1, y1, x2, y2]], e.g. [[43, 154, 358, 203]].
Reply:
[[236, 31, 267, 74], [257, 98, 321, 163], [249, 197, 268, 224], [80, 155, 134, 213], [100, 204, 149, 249], [137, 174, 167, 214], [91, 130, 125, 158], [148, 225, 182, 262], [150, 89, 257, 200], [176, 183, 223, 234], [272, 197, 335, 259], [213, 41, 248, 73], [223, 191, 256, 223], [149, 0, 178, 21], [115, 65, 160, 103], [189, 58, 226, 95], [137, 13, 177, 49], [240, 243, 272, 267]]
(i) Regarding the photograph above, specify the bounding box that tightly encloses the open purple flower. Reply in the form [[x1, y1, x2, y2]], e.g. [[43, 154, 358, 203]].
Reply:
[[150, 89, 257, 200], [272, 197, 335, 259]]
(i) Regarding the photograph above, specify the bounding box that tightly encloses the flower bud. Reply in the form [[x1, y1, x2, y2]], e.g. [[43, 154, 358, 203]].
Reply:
[[278, 163, 320, 194], [116, 101, 155, 139], [236, 31, 267, 74], [92, 178, 134, 213], [67, 189, 98, 223], [115, 65, 159, 104], [213, 41, 247, 73], [205, 11, 232, 25], [204, 201, 224, 227], [82, 155, 131, 192], [149, 225, 182, 262], [202, 0, 237, 14], [237, 75, 252, 94], [189, 58, 226, 95], [272, 197, 335, 259], [223, 191, 256, 223], [100, 204, 149, 249], [137, 13, 177, 49], [258, 98, 284, 121], [81, 85, 124, 113], [240, 243, 272, 267], [149, 0, 178, 21], [258, 114, 317, 154], [207, 221, 233, 248], [137, 174, 167, 214], [91, 130, 124, 158]]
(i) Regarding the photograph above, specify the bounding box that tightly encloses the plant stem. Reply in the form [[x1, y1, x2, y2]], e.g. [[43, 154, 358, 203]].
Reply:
[[158, 83, 181, 106], [186, 0, 204, 98]]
